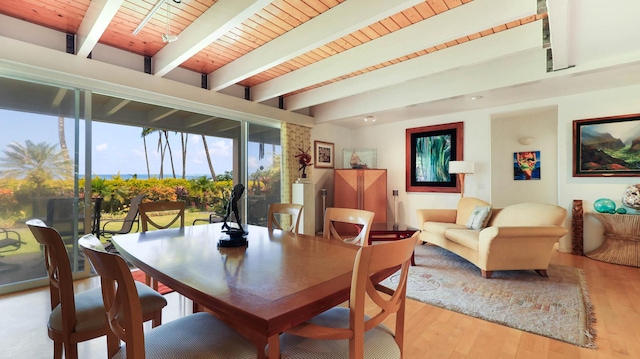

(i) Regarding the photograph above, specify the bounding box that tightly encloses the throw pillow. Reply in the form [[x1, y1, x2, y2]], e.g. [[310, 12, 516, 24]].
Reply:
[[466, 205, 492, 230]]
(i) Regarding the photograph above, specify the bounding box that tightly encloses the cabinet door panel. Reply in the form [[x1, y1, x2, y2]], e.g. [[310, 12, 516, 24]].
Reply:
[[334, 170, 358, 209], [334, 169, 387, 224], [363, 169, 387, 222]]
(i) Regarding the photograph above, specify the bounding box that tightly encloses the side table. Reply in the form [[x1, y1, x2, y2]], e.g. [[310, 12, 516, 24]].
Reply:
[[586, 213, 640, 267], [368, 222, 418, 266]]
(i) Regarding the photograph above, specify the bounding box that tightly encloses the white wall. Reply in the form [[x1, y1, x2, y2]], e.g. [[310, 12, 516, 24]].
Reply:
[[311, 82, 640, 254], [490, 106, 559, 207], [310, 122, 354, 232]]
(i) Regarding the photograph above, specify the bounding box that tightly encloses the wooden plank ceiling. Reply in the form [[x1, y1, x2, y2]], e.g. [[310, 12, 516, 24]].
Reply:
[[0, 0, 546, 114]]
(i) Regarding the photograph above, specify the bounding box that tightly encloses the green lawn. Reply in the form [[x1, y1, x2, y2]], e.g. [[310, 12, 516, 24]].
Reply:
[[0, 212, 217, 257]]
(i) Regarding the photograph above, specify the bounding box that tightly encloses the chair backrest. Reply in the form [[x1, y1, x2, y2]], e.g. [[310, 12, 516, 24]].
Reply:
[[285, 231, 418, 358], [349, 231, 418, 357], [26, 219, 77, 334], [323, 207, 375, 245], [79, 237, 146, 359], [119, 194, 146, 232], [138, 201, 185, 232], [45, 197, 80, 237], [267, 203, 303, 233]]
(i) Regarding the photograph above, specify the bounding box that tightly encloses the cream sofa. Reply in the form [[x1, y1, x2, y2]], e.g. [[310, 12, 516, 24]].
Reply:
[[416, 197, 568, 278]]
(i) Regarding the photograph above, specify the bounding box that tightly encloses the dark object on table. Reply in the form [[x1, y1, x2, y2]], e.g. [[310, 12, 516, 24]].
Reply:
[[220, 184, 248, 247]]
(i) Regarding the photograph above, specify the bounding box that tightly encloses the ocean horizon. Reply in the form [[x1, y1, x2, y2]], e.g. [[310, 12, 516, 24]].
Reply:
[[84, 174, 214, 180]]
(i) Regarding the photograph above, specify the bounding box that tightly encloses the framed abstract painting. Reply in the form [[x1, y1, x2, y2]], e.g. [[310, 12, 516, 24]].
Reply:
[[406, 122, 463, 193]]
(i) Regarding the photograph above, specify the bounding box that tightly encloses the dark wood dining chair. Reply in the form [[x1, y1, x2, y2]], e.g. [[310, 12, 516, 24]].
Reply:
[[26, 219, 167, 359], [323, 207, 375, 246], [138, 200, 185, 232], [98, 194, 146, 238], [267, 203, 303, 233], [79, 237, 258, 359], [278, 231, 419, 358]]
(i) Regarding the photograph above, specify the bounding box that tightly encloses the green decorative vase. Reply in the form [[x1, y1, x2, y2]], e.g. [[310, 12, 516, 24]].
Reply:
[[594, 198, 616, 213]]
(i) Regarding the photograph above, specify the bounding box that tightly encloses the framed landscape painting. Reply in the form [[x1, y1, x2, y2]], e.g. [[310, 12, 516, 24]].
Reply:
[[406, 122, 463, 192], [573, 113, 640, 177]]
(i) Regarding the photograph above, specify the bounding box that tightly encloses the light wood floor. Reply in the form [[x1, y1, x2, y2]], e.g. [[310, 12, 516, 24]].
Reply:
[[1, 248, 639, 359]]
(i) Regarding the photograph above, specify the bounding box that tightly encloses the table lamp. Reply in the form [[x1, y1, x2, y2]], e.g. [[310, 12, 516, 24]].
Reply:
[[449, 161, 475, 197]]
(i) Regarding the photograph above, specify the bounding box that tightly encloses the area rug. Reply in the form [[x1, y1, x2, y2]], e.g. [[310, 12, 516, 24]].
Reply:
[[380, 244, 597, 348], [130, 269, 174, 295]]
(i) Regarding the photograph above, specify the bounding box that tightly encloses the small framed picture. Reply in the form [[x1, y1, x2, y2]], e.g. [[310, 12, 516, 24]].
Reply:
[[514, 151, 541, 180], [314, 141, 334, 169]]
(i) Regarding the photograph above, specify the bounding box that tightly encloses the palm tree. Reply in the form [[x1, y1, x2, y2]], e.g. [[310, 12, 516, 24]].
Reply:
[[141, 127, 153, 178], [162, 130, 176, 178], [202, 135, 216, 180], [181, 132, 188, 179], [0, 140, 71, 195]]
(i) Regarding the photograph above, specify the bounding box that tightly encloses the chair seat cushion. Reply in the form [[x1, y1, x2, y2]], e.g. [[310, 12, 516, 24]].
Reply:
[[112, 312, 257, 359], [49, 283, 167, 332], [278, 307, 401, 359]]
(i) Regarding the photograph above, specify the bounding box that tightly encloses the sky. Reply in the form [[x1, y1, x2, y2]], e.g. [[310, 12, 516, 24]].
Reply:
[[0, 109, 278, 178]]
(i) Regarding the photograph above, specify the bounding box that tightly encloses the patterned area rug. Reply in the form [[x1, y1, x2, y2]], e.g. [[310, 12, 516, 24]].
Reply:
[[381, 244, 597, 348]]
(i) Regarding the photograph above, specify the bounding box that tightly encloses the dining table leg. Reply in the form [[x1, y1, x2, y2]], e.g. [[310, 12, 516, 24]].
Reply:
[[266, 334, 280, 359]]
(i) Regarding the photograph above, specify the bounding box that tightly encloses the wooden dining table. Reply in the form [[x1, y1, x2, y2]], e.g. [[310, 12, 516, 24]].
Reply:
[[112, 223, 388, 358]]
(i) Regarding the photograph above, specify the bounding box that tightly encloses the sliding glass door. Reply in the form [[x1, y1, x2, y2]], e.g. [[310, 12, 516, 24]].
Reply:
[[0, 77, 84, 292], [0, 75, 282, 294]]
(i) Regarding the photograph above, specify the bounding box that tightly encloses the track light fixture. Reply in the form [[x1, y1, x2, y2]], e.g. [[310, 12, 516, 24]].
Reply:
[[162, 1, 178, 43], [133, 0, 181, 39]]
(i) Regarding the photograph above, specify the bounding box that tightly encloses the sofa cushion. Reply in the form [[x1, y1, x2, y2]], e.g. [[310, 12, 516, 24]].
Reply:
[[488, 202, 567, 227], [444, 229, 480, 251], [424, 222, 466, 236], [466, 206, 492, 230], [455, 197, 492, 225]]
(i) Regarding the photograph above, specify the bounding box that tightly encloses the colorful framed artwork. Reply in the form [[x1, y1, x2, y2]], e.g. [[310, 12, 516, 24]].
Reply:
[[406, 122, 463, 193], [314, 140, 334, 169], [573, 113, 640, 177], [514, 151, 541, 180]]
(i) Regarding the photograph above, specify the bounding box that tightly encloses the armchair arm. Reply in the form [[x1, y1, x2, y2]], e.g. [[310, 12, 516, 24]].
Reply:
[[478, 226, 568, 257], [0, 228, 22, 241], [100, 217, 139, 235], [416, 209, 457, 228]]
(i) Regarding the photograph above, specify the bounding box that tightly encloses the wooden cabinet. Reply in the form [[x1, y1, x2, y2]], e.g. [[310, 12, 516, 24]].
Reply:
[[334, 169, 387, 223]]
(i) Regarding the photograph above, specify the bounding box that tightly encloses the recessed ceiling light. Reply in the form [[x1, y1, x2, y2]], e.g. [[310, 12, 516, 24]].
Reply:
[[471, 96, 483, 100], [364, 116, 375, 122]]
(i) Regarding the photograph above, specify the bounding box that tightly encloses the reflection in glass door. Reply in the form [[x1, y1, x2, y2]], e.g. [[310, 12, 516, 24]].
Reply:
[[246, 123, 281, 226], [0, 77, 83, 292]]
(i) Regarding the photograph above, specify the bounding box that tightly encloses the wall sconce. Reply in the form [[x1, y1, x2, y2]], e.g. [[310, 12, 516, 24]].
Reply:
[[518, 137, 535, 145], [449, 161, 475, 197]]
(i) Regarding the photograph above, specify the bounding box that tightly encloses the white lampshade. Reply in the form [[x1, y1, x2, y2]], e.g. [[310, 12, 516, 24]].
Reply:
[[449, 161, 475, 174]]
